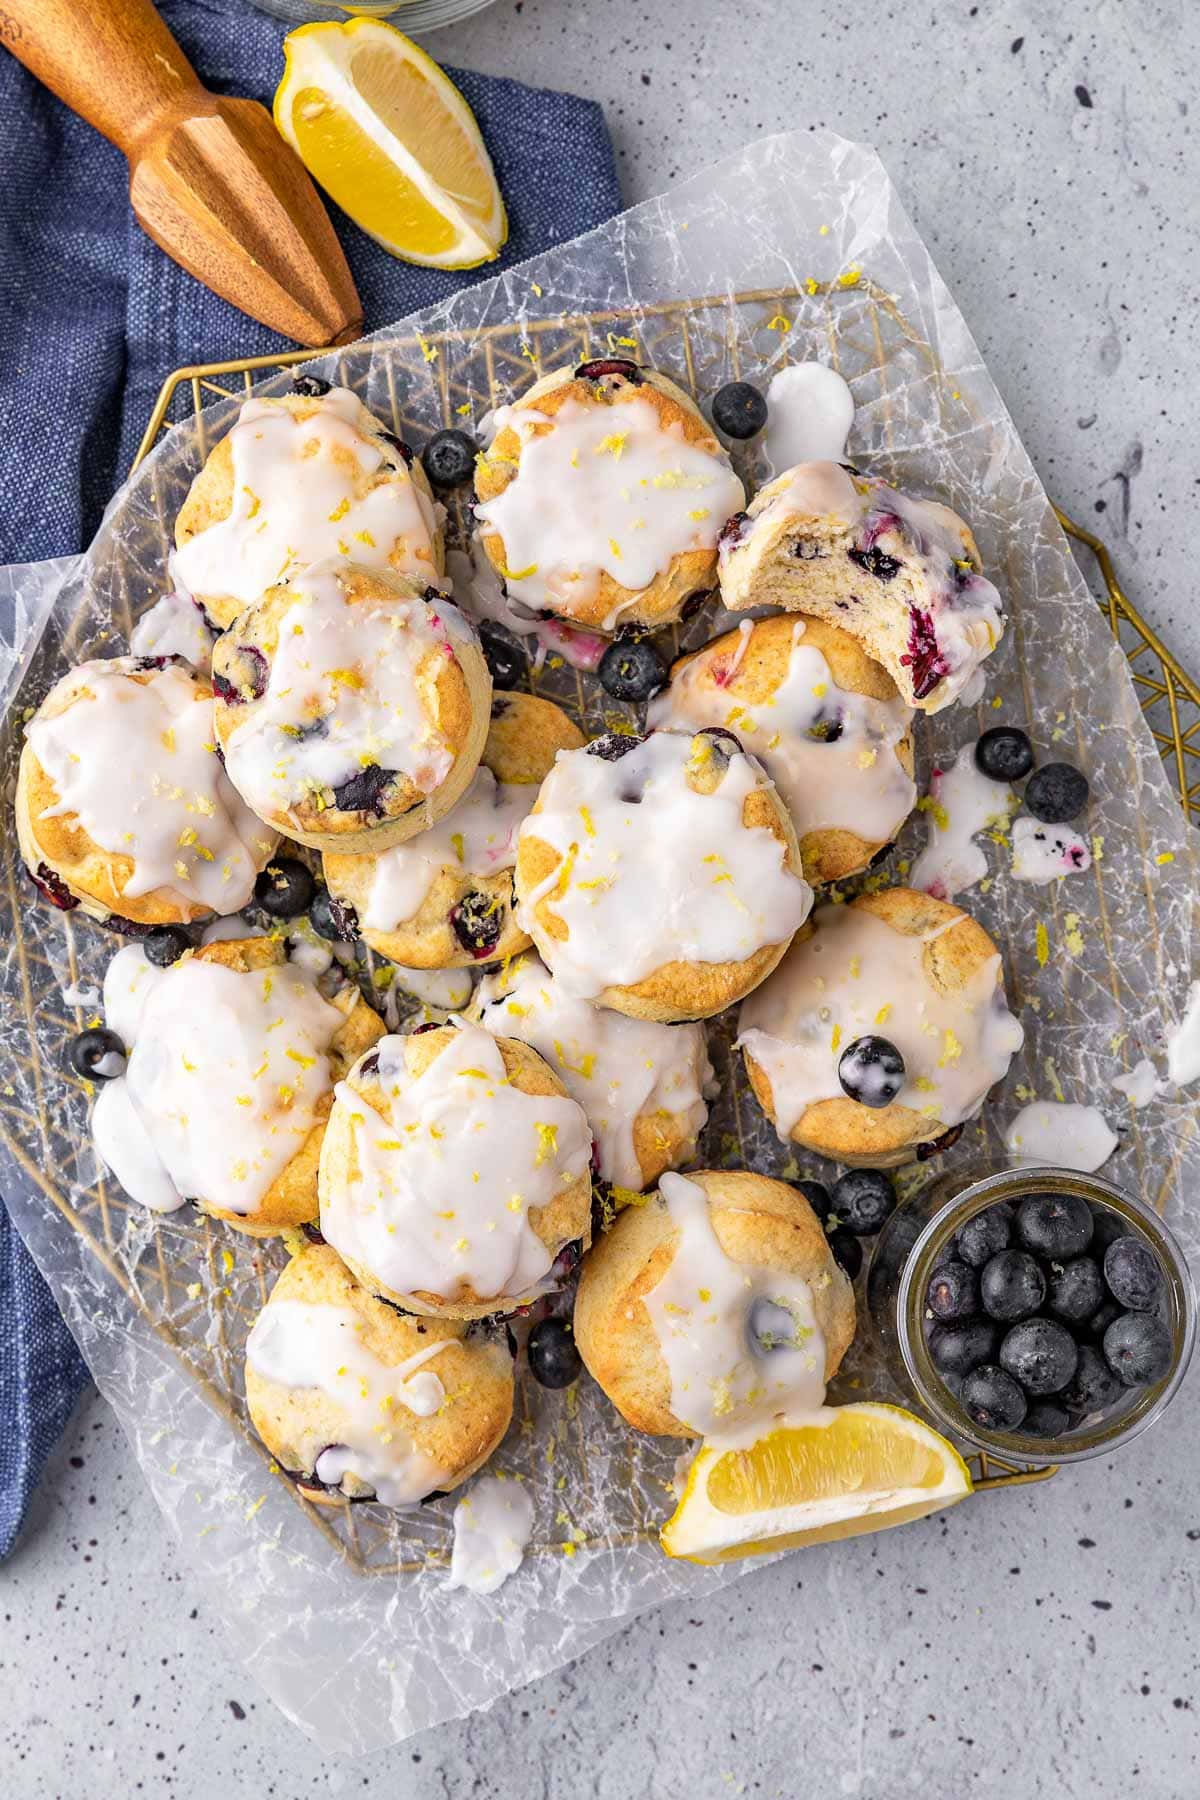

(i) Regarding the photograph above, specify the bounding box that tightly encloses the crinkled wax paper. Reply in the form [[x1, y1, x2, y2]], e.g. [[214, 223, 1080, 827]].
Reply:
[[1, 129, 1197, 1754]]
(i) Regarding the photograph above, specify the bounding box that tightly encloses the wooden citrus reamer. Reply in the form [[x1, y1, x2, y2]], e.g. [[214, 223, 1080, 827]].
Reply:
[[0, 0, 362, 347]]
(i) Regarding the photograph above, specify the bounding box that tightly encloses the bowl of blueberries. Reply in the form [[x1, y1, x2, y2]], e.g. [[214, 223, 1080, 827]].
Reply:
[[866, 1167, 1195, 1463]]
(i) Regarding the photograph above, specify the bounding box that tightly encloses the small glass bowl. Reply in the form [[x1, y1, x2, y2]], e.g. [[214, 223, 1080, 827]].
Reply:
[[866, 1164, 1196, 1465], [249, 0, 498, 32]]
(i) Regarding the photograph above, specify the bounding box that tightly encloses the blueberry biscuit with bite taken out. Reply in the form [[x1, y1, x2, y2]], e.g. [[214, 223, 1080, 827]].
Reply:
[[212, 563, 491, 855], [173, 383, 443, 631], [245, 1243, 514, 1508], [322, 691, 584, 969], [718, 460, 1005, 713], [474, 359, 745, 634]]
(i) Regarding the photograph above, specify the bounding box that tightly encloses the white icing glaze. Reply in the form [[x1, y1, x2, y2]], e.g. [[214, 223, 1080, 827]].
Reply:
[[102, 943, 166, 1047], [446, 541, 608, 672], [362, 766, 531, 930], [246, 1299, 450, 1507], [393, 966, 474, 1012], [475, 955, 712, 1189], [27, 658, 271, 913], [647, 619, 915, 846], [448, 1475, 535, 1594], [724, 460, 1005, 708], [642, 1172, 827, 1445], [762, 363, 855, 474], [956, 666, 988, 708], [1004, 1101, 1117, 1172], [320, 1023, 592, 1304], [910, 744, 1014, 900], [738, 902, 1024, 1135], [221, 564, 459, 818], [1010, 815, 1092, 884], [91, 1078, 185, 1212], [516, 732, 812, 999], [60, 981, 100, 1010], [171, 387, 438, 610], [130, 592, 217, 674], [1166, 980, 1200, 1088], [474, 395, 745, 625], [121, 956, 343, 1215], [1111, 1059, 1161, 1109]]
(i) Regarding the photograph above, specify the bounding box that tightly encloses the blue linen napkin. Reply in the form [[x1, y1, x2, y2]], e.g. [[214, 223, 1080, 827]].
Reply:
[[0, 0, 620, 1556]]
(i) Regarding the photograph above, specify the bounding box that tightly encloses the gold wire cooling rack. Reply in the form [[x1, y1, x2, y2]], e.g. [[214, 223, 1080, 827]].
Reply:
[[2, 286, 1196, 1578]]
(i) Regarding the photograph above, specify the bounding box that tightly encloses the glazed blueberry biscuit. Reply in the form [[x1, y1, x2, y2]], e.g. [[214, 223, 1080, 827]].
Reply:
[[574, 1168, 856, 1438], [322, 692, 584, 969], [212, 563, 491, 854], [172, 383, 443, 630], [473, 358, 746, 633], [17, 655, 277, 928], [90, 935, 385, 1235], [318, 1020, 594, 1320], [473, 953, 714, 1191], [245, 1244, 514, 1508], [738, 887, 1024, 1167], [513, 728, 812, 1023], [718, 460, 1005, 712], [648, 613, 916, 885]]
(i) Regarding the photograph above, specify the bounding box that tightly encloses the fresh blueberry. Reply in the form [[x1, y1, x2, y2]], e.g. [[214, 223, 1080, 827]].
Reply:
[[925, 1259, 980, 1323], [1046, 1255, 1106, 1325], [794, 1179, 832, 1225], [1103, 1312, 1173, 1387], [586, 731, 643, 762], [711, 381, 768, 440], [980, 1248, 1046, 1322], [836, 1037, 905, 1110], [998, 1318, 1079, 1396], [1024, 761, 1089, 824], [1103, 1236, 1164, 1311], [830, 1167, 896, 1235], [144, 926, 190, 968], [974, 726, 1034, 783], [478, 621, 525, 690], [527, 1316, 582, 1388], [450, 890, 503, 959], [929, 1318, 1001, 1378], [421, 428, 477, 490], [827, 1227, 863, 1280], [1016, 1191, 1093, 1259], [1062, 1343, 1124, 1415], [847, 545, 902, 582], [254, 857, 316, 920], [68, 1027, 126, 1082], [955, 1203, 1014, 1268], [598, 638, 666, 704], [961, 1364, 1027, 1432], [332, 763, 394, 817], [291, 374, 331, 398], [310, 889, 359, 944], [1083, 1296, 1123, 1343], [1088, 1206, 1128, 1256], [1022, 1400, 1070, 1440]]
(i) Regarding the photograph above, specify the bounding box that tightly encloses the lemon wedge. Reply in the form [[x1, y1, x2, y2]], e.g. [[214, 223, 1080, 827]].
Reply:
[[274, 20, 507, 269], [660, 1404, 972, 1565]]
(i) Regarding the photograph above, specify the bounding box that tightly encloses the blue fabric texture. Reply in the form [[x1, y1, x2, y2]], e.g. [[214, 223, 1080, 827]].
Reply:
[[0, 0, 620, 1556]]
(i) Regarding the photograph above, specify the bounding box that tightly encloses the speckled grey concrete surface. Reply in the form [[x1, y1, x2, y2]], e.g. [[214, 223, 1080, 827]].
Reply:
[[5, 1, 1200, 1794]]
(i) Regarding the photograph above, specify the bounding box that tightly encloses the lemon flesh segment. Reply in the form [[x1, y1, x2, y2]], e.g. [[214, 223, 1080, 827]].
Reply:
[[660, 1404, 972, 1565], [275, 20, 506, 270]]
